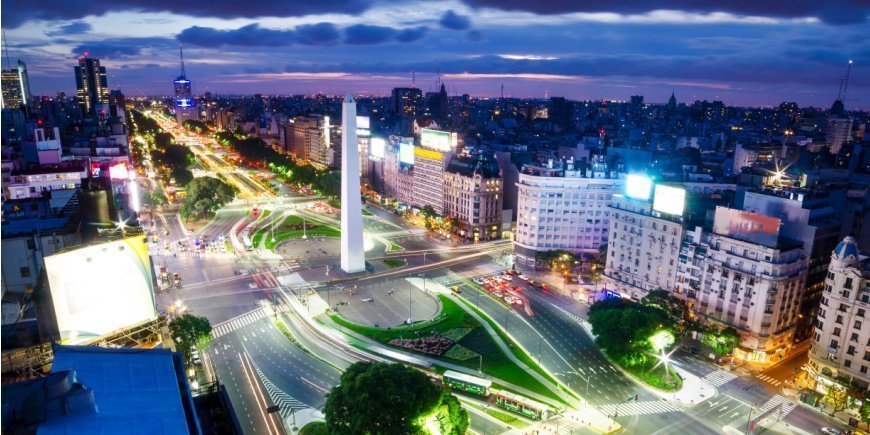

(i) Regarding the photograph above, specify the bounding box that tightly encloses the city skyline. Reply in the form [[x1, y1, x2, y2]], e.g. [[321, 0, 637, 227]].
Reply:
[[2, 0, 869, 108]]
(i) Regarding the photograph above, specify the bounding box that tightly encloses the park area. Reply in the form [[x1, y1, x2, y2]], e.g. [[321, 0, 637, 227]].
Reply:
[[252, 214, 340, 249], [330, 294, 560, 402]]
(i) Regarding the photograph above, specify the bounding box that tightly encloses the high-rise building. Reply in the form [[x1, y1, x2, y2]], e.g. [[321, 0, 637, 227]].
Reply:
[[549, 97, 574, 131], [17, 60, 31, 106], [825, 117, 853, 154], [411, 146, 452, 215], [443, 153, 503, 241], [392, 87, 423, 117], [74, 56, 109, 116], [807, 237, 870, 391], [514, 157, 623, 267], [173, 45, 198, 124], [1, 69, 23, 109]]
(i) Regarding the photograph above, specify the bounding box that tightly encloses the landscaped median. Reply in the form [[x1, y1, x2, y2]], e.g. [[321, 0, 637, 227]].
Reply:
[[251, 214, 341, 250], [327, 294, 562, 403]]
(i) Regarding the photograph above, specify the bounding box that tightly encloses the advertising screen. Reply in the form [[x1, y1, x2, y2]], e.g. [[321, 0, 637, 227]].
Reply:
[[653, 185, 686, 216], [399, 142, 415, 165], [712, 207, 781, 248], [369, 137, 386, 160], [356, 116, 370, 130], [420, 128, 452, 151], [625, 174, 652, 200], [44, 237, 157, 344]]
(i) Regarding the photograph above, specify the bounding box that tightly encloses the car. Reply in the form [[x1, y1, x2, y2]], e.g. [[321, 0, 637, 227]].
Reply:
[[820, 428, 843, 435], [362, 298, 374, 303], [541, 284, 550, 291], [451, 286, 462, 294], [518, 275, 529, 281]]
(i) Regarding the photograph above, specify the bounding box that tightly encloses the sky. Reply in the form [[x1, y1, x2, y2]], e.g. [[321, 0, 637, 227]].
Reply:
[[2, 0, 868, 108]]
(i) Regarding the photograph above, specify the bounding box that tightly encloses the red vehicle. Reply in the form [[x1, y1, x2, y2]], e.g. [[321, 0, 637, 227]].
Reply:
[[541, 284, 549, 291]]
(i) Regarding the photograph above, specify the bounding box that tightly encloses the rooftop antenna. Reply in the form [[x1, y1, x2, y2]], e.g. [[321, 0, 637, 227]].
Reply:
[[2, 30, 11, 70], [842, 59, 854, 102], [500, 83, 504, 99], [412, 71, 416, 87], [178, 43, 186, 77]]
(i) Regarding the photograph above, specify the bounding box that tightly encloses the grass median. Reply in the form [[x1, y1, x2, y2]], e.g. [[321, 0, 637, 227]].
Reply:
[[329, 295, 560, 402]]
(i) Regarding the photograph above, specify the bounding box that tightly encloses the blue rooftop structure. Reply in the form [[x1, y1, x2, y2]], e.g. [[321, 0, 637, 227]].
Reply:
[[35, 344, 201, 435], [834, 236, 859, 262]]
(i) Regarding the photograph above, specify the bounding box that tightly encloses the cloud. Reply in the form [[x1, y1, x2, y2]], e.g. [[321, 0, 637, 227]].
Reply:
[[71, 37, 175, 58], [461, 0, 869, 25], [178, 24, 294, 47], [44, 21, 91, 37], [395, 26, 428, 43], [440, 10, 472, 30], [466, 30, 484, 41], [295, 22, 340, 46], [1, 0, 373, 28], [344, 25, 397, 45]]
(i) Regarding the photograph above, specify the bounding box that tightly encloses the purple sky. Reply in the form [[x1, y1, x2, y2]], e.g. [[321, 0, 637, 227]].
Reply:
[[2, 0, 868, 108]]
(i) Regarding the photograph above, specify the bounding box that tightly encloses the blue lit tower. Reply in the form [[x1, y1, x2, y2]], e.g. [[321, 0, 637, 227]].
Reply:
[[173, 44, 198, 123]]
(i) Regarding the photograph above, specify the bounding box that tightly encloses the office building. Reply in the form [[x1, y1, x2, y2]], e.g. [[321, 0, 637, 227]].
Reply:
[[1, 60, 30, 109], [549, 97, 574, 131], [681, 207, 808, 363], [443, 153, 503, 241], [807, 236, 870, 391], [411, 146, 452, 215], [826, 117, 853, 154], [173, 45, 198, 124], [383, 136, 415, 207], [604, 183, 685, 300], [74, 56, 109, 116], [514, 157, 624, 267], [392, 87, 423, 117]]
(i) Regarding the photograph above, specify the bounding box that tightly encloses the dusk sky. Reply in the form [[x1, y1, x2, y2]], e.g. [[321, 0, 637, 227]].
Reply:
[[2, 0, 868, 108]]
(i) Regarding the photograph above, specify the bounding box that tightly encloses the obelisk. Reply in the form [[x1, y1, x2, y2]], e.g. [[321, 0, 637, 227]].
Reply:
[[340, 93, 366, 273]]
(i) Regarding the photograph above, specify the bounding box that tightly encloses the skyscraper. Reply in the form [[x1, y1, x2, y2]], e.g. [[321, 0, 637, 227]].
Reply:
[[1, 69, 22, 109], [74, 55, 109, 116], [391, 87, 423, 117], [340, 94, 365, 274], [173, 44, 198, 123], [17, 60, 30, 105]]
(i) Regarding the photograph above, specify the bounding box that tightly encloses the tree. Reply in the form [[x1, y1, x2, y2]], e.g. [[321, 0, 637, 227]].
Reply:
[[588, 297, 672, 362], [859, 400, 870, 428], [641, 290, 698, 338], [324, 362, 457, 435], [433, 389, 469, 435], [822, 384, 855, 415], [169, 314, 212, 362], [701, 326, 740, 356], [180, 176, 236, 219], [171, 167, 193, 186]]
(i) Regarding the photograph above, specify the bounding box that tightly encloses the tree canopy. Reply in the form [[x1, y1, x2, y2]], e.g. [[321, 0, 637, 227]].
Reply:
[[323, 362, 467, 435], [169, 314, 212, 362], [588, 297, 674, 361], [180, 176, 236, 219]]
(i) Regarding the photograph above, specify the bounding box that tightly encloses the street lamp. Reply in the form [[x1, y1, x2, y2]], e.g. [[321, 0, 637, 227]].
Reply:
[[302, 215, 307, 240]]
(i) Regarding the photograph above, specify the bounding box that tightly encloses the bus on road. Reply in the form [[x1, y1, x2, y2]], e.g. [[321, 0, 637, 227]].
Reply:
[[442, 370, 491, 397], [494, 390, 549, 420]]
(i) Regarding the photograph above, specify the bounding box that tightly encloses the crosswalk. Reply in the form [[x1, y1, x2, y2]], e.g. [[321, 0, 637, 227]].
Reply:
[[251, 268, 283, 289], [756, 374, 783, 387], [599, 400, 682, 416], [212, 308, 266, 338], [757, 394, 797, 417], [251, 358, 309, 419], [702, 369, 738, 387]]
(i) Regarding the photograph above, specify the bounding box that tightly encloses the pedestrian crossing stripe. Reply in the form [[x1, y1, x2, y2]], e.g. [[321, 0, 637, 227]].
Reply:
[[599, 400, 682, 416], [212, 309, 266, 338], [757, 394, 796, 417], [756, 374, 783, 386], [250, 358, 309, 419], [702, 370, 738, 387]]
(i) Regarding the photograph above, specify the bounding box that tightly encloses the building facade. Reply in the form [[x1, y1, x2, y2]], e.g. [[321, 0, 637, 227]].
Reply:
[[74, 57, 109, 116], [443, 153, 503, 241], [808, 237, 870, 391], [604, 193, 684, 299], [514, 157, 623, 267]]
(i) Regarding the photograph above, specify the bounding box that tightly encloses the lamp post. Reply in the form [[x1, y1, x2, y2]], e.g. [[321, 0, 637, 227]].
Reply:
[[302, 215, 307, 240]]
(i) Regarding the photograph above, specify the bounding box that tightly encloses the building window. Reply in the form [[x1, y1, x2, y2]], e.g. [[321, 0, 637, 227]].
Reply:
[[862, 366, 868, 374], [859, 309, 866, 318], [848, 345, 856, 355], [845, 360, 852, 368], [20, 267, 31, 278], [845, 278, 854, 289], [834, 327, 842, 337], [856, 321, 863, 330]]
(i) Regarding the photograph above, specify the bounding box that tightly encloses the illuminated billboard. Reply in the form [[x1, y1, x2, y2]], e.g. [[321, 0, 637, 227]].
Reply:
[[625, 174, 652, 200], [420, 128, 452, 152], [369, 137, 386, 160], [653, 185, 686, 216], [712, 207, 781, 248], [399, 142, 415, 165], [356, 116, 370, 130], [44, 237, 157, 344]]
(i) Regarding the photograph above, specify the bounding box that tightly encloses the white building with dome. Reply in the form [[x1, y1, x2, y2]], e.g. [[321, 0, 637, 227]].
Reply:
[[807, 236, 870, 391]]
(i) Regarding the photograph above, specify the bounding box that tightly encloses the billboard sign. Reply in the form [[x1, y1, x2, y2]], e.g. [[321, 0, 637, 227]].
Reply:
[[653, 185, 686, 216], [712, 207, 781, 248], [399, 142, 415, 165], [420, 128, 452, 152], [44, 237, 157, 344], [357, 116, 370, 137], [369, 137, 386, 160], [625, 174, 652, 201]]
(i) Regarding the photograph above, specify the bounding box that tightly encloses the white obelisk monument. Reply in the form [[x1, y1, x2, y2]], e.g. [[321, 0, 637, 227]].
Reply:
[[340, 93, 366, 273]]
